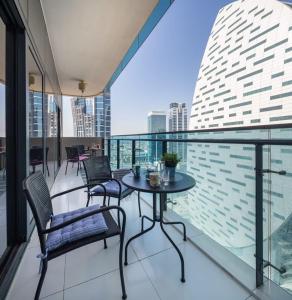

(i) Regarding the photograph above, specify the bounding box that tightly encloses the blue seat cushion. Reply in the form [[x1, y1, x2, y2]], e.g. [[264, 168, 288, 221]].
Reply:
[[46, 204, 108, 252], [90, 180, 132, 198]]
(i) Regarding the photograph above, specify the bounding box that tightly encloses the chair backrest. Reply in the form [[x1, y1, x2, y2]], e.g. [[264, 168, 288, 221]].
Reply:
[[83, 156, 112, 184], [30, 147, 44, 162], [77, 145, 85, 155], [23, 171, 53, 250], [65, 146, 79, 160]]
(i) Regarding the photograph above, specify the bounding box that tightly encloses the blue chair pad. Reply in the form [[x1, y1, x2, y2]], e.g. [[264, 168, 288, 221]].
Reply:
[[46, 204, 108, 252], [90, 180, 132, 198]]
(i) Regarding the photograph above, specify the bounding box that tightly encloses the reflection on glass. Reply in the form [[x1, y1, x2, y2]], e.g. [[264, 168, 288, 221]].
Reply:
[[28, 50, 43, 228], [0, 18, 6, 258]]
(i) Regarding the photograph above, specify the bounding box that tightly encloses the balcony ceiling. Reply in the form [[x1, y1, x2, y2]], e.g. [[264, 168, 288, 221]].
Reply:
[[40, 0, 158, 97]]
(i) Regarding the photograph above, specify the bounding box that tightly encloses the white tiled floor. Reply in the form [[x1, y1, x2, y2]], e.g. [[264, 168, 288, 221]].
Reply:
[[6, 163, 255, 300]]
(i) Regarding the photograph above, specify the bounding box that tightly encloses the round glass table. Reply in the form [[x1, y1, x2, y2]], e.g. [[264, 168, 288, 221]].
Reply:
[[122, 172, 196, 282]]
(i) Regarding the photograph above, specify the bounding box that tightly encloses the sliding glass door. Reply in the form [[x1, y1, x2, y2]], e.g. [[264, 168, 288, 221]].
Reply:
[[0, 16, 6, 260]]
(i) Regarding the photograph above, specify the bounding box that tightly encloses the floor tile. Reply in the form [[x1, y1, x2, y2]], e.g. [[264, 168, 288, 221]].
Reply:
[[64, 261, 160, 300], [141, 242, 250, 300], [41, 291, 64, 300], [64, 236, 138, 289], [6, 245, 65, 300]]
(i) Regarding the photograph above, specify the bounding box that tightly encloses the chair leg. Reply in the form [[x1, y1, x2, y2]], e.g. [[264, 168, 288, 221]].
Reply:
[[46, 163, 50, 177], [35, 259, 48, 300], [119, 228, 127, 299], [107, 196, 111, 206], [118, 198, 121, 228], [138, 191, 142, 217], [86, 192, 90, 207], [103, 239, 107, 249], [77, 161, 79, 176], [65, 161, 68, 175]]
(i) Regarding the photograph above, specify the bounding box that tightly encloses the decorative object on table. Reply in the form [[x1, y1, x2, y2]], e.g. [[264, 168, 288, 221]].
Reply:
[[132, 165, 141, 178], [149, 172, 161, 187], [161, 153, 180, 183], [145, 167, 156, 180]]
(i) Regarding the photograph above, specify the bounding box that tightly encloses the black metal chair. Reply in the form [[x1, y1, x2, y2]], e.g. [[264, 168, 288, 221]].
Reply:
[[65, 146, 88, 176], [23, 171, 127, 300], [83, 156, 142, 225], [30, 147, 50, 176], [73, 144, 90, 157]]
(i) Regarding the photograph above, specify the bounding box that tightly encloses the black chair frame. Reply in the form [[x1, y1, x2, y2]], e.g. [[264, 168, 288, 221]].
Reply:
[[23, 173, 127, 300], [82, 157, 141, 227]]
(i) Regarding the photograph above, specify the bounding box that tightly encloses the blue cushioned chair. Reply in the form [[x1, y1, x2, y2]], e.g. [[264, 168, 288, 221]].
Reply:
[[23, 171, 127, 300], [83, 156, 142, 226]]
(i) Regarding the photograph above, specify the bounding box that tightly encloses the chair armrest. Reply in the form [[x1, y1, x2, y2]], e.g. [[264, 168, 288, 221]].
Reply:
[[50, 183, 106, 200], [42, 205, 126, 234]]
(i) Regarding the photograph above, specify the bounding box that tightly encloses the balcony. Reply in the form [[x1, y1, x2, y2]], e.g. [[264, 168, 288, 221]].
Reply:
[[6, 161, 254, 300], [4, 126, 292, 300]]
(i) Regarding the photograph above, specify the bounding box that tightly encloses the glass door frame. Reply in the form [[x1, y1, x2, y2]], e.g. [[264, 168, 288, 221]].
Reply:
[[0, 0, 27, 298]]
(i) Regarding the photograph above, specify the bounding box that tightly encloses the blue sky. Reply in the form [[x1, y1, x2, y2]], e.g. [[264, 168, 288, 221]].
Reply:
[[111, 0, 235, 135]]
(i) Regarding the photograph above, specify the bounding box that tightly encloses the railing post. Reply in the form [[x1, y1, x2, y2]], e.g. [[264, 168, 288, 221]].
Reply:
[[255, 143, 263, 287], [162, 140, 168, 211], [107, 138, 111, 159], [101, 138, 105, 156], [117, 139, 120, 169], [132, 140, 136, 166], [162, 140, 167, 156]]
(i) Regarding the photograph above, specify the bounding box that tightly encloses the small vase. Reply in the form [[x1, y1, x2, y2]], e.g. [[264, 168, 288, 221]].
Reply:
[[166, 166, 176, 183]]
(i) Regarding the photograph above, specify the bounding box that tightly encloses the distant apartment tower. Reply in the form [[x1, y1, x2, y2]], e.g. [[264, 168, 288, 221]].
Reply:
[[168, 102, 188, 161], [147, 111, 166, 162], [95, 88, 111, 139], [169, 102, 188, 132], [184, 0, 292, 280], [71, 97, 95, 137], [147, 111, 167, 133], [29, 91, 46, 137], [47, 95, 58, 137]]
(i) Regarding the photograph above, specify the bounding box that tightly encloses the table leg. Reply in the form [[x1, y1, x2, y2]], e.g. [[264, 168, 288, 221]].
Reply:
[[159, 194, 185, 282], [124, 193, 157, 265], [141, 215, 154, 232], [161, 220, 187, 241]]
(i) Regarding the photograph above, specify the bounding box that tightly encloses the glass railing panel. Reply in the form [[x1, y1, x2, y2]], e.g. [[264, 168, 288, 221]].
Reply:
[[263, 143, 292, 293], [120, 140, 132, 169], [167, 141, 257, 270]]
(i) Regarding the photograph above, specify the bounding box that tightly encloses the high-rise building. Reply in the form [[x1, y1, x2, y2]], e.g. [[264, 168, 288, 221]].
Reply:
[[29, 91, 44, 137], [47, 95, 58, 137], [147, 111, 166, 162], [183, 0, 292, 286], [168, 102, 188, 162], [71, 97, 95, 137], [147, 111, 167, 133], [169, 102, 188, 132], [94, 87, 111, 139]]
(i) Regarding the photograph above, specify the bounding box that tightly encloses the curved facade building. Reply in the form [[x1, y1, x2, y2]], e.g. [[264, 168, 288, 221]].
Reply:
[[190, 0, 292, 130], [179, 0, 292, 288]]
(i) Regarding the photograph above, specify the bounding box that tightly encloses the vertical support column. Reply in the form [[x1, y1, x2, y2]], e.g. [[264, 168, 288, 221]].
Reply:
[[132, 140, 136, 166], [107, 138, 111, 159], [117, 139, 120, 169], [255, 143, 263, 287], [101, 137, 105, 156], [162, 140, 168, 210]]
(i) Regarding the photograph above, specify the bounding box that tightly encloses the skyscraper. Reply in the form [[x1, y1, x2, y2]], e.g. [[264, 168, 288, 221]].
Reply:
[[71, 97, 95, 137], [169, 102, 188, 132], [94, 87, 111, 139], [29, 91, 44, 137], [47, 95, 58, 137], [147, 111, 167, 162], [168, 102, 188, 161], [147, 111, 167, 133], [181, 0, 292, 286]]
